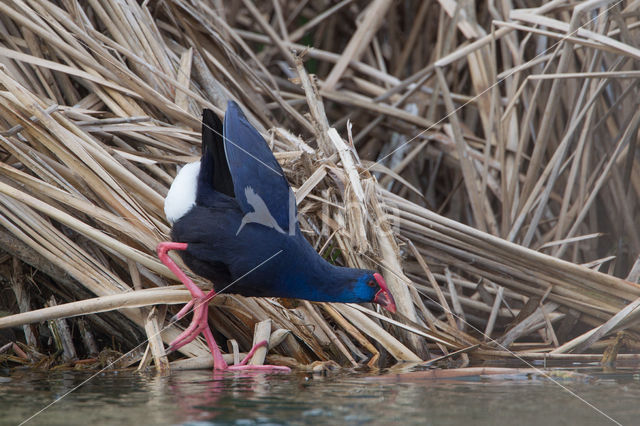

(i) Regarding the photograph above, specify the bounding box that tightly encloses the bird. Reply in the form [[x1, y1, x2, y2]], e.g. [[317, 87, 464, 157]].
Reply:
[[157, 101, 396, 371]]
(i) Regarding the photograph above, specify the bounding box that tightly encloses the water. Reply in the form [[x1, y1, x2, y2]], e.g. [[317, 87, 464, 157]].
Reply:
[[1, 367, 640, 425]]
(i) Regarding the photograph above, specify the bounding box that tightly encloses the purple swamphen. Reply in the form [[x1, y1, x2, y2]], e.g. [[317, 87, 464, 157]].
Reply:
[[158, 101, 396, 371]]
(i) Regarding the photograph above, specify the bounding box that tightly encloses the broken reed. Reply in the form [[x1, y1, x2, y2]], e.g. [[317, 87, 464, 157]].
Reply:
[[0, 0, 640, 371]]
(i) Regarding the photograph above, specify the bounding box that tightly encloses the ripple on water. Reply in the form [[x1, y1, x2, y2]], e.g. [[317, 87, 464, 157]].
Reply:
[[2, 368, 640, 425]]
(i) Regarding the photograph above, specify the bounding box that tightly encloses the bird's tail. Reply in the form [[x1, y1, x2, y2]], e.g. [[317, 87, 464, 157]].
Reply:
[[198, 109, 235, 200]]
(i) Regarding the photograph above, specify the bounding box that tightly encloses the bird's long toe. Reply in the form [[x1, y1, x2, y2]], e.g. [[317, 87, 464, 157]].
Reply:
[[236, 339, 268, 366], [171, 299, 195, 323], [225, 339, 291, 372], [166, 297, 209, 353], [227, 364, 291, 372], [166, 324, 201, 353]]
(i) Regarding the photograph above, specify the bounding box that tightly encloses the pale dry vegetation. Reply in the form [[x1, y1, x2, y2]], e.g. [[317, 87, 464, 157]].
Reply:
[[1, 0, 640, 372]]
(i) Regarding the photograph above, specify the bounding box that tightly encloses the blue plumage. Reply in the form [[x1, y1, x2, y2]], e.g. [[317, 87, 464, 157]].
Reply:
[[168, 101, 395, 310], [223, 102, 296, 234]]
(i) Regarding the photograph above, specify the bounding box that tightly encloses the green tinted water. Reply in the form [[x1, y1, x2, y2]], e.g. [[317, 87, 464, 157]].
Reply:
[[1, 367, 639, 425]]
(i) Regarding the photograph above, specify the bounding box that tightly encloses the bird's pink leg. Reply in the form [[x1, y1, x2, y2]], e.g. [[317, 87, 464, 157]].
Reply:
[[165, 297, 208, 352], [172, 288, 214, 321], [234, 340, 268, 366], [157, 242, 290, 372], [157, 242, 228, 369]]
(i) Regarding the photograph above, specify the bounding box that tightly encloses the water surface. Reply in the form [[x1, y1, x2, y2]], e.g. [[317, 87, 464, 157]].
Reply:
[[1, 367, 639, 425]]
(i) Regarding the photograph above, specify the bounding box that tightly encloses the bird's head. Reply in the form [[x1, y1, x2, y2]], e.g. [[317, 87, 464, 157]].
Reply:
[[353, 272, 396, 313]]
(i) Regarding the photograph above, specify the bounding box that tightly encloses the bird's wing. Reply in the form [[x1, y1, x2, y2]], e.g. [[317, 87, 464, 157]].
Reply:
[[223, 100, 297, 234]]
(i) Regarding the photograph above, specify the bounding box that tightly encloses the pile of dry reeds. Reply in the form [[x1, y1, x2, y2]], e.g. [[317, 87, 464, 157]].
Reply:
[[1, 0, 640, 372]]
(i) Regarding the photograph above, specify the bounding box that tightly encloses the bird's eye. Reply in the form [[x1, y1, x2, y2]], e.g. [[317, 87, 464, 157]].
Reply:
[[367, 280, 376, 288]]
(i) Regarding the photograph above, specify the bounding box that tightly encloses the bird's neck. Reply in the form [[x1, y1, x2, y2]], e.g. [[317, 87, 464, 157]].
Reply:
[[278, 242, 369, 303]]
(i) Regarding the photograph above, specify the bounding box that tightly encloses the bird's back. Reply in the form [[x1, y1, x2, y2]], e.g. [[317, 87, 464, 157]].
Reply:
[[172, 203, 302, 295]]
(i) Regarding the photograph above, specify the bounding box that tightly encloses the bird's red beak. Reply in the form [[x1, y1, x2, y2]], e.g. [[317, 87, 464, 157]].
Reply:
[[372, 273, 396, 313]]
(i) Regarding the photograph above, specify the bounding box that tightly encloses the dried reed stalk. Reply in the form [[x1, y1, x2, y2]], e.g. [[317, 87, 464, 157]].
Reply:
[[0, 0, 639, 370]]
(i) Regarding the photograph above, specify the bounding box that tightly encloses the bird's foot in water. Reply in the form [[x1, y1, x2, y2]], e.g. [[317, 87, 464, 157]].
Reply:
[[168, 329, 290, 372], [167, 304, 290, 372], [167, 313, 290, 372], [158, 242, 290, 372]]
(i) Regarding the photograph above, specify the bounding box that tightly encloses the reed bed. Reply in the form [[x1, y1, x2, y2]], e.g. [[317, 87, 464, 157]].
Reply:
[[0, 0, 639, 372]]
